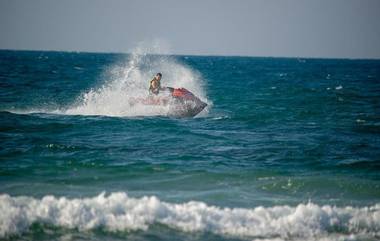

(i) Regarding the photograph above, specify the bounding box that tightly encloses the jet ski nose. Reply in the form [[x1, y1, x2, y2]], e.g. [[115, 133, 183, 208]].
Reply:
[[198, 101, 207, 110]]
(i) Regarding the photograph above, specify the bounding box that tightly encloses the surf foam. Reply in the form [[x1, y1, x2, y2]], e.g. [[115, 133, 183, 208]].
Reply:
[[0, 192, 379, 240], [63, 44, 210, 117]]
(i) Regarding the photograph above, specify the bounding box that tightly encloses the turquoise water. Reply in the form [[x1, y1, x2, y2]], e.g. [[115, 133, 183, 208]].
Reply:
[[0, 50, 380, 240]]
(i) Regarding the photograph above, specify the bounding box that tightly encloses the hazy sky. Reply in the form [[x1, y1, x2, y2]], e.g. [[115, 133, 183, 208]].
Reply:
[[1, 0, 379, 58]]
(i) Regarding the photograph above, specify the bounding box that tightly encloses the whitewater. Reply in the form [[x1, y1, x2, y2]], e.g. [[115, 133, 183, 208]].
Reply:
[[1, 192, 379, 240], [62, 46, 209, 117]]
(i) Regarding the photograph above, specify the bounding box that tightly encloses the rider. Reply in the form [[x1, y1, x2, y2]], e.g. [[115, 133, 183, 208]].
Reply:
[[149, 73, 173, 95], [149, 73, 163, 95]]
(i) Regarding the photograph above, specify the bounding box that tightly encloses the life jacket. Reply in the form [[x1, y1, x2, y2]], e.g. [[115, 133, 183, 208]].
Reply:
[[149, 78, 161, 94]]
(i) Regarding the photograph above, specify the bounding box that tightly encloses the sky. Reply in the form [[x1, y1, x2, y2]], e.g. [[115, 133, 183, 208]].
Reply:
[[0, 0, 379, 59]]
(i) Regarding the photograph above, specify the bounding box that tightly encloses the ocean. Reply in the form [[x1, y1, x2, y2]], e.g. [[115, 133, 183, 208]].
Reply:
[[0, 49, 379, 241]]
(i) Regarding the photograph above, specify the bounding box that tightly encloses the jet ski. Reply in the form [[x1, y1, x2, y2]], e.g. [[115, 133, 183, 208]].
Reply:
[[169, 88, 208, 117], [129, 88, 207, 117]]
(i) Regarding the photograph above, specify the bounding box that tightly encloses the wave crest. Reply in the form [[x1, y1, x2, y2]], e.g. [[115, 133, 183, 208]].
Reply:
[[1, 192, 379, 239]]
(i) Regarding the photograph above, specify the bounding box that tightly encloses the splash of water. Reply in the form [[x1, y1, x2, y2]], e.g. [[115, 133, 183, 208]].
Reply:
[[64, 45, 210, 117]]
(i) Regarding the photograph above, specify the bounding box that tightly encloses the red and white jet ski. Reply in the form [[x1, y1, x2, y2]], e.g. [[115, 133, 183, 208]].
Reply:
[[130, 88, 207, 117]]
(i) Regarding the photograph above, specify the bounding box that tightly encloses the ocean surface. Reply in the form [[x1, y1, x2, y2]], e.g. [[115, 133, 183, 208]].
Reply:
[[0, 49, 380, 241]]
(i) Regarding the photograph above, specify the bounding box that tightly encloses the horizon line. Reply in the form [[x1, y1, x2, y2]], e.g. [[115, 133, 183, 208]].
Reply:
[[1, 48, 379, 61]]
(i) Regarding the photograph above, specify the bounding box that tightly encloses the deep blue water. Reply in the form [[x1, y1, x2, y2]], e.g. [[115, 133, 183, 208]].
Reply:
[[0, 50, 380, 241]]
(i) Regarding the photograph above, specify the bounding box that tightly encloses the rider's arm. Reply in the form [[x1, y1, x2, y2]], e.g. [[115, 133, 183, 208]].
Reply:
[[160, 86, 174, 93]]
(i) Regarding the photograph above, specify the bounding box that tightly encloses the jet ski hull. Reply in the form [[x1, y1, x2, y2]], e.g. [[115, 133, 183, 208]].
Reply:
[[169, 88, 207, 117], [129, 88, 207, 117]]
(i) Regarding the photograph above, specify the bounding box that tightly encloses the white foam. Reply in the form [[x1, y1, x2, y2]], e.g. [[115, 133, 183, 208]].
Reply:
[[62, 43, 210, 117], [0, 192, 379, 240]]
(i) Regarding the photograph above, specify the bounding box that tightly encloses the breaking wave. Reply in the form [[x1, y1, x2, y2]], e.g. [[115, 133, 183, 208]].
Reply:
[[1, 192, 379, 240], [63, 44, 210, 117]]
